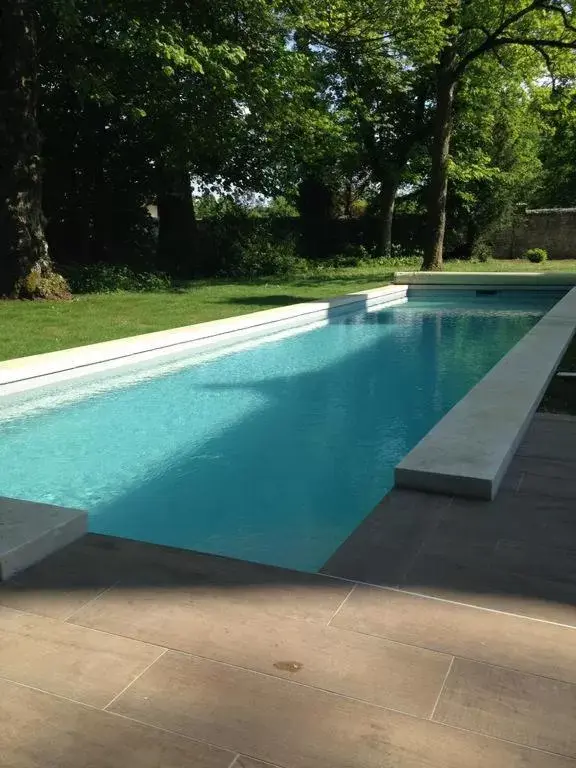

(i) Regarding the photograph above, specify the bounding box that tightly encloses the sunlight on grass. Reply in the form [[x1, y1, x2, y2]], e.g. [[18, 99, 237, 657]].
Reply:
[[1, 259, 575, 362]]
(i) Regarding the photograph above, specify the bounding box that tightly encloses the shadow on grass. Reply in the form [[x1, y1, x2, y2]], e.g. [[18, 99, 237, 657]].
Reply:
[[175, 270, 395, 292], [220, 295, 323, 308], [289, 271, 395, 288]]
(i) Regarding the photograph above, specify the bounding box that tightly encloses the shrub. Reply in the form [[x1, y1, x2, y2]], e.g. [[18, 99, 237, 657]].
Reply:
[[330, 244, 373, 268], [218, 231, 306, 278], [62, 263, 171, 294], [472, 241, 493, 263], [385, 254, 423, 270], [525, 248, 548, 264]]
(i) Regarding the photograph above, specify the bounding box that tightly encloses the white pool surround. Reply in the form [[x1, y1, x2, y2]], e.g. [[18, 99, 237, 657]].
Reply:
[[396, 270, 576, 288], [396, 285, 576, 499], [0, 285, 407, 396]]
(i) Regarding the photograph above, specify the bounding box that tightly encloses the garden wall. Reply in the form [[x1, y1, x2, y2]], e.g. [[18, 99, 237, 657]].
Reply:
[[493, 207, 576, 260]]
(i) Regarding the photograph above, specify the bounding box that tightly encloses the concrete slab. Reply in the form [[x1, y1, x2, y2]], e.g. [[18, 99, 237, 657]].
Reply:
[[0, 497, 86, 581], [395, 287, 576, 499], [395, 271, 576, 287]]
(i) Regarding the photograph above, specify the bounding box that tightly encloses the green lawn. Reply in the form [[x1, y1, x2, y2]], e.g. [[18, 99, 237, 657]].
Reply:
[[443, 260, 576, 272], [1, 259, 575, 362]]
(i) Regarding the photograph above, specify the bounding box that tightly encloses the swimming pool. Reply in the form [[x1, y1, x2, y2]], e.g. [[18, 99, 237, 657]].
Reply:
[[0, 290, 563, 571]]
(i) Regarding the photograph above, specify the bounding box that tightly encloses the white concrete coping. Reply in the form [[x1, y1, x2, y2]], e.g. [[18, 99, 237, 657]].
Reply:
[[395, 286, 576, 500], [395, 271, 576, 287], [0, 497, 86, 581], [0, 284, 407, 395]]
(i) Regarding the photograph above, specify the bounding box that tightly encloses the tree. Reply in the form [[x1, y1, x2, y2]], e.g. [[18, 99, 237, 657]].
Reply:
[[33, 0, 301, 279], [292, 0, 446, 257], [325, 41, 433, 257], [423, 0, 576, 270], [535, 81, 576, 205], [0, 1, 69, 298], [446, 53, 544, 254]]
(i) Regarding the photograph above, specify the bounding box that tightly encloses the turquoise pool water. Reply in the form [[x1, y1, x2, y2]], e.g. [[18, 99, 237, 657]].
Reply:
[[0, 290, 562, 571]]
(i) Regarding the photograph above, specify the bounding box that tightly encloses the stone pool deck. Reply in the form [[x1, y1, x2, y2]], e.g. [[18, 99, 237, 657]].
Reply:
[[1, 411, 576, 767]]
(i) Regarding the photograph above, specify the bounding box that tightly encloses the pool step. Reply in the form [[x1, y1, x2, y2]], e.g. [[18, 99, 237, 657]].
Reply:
[[0, 497, 86, 581]]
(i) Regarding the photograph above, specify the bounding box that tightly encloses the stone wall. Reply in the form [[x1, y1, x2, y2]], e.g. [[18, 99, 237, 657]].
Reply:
[[493, 207, 576, 260]]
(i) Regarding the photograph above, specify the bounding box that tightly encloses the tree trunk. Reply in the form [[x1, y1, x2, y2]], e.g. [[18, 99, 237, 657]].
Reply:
[[423, 55, 457, 271], [343, 180, 353, 218], [0, 0, 69, 298], [376, 178, 399, 259], [156, 168, 198, 277]]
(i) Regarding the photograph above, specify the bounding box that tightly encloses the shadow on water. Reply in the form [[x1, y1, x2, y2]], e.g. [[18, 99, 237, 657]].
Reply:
[[84, 305, 434, 571], [0, 295, 552, 578]]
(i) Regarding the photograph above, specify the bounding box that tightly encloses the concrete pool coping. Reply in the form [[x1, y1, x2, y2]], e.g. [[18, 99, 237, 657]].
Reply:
[[396, 280, 576, 499], [0, 284, 408, 395], [395, 270, 576, 287], [0, 496, 86, 580]]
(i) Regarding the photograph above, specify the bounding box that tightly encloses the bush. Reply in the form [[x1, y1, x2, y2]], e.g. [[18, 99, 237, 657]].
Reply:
[[217, 231, 306, 278], [330, 244, 373, 268], [472, 241, 493, 263], [525, 248, 548, 264], [62, 263, 171, 294]]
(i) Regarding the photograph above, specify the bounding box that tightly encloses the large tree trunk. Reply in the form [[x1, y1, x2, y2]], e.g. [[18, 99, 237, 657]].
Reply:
[[423, 55, 457, 271], [156, 168, 198, 277], [0, 1, 69, 298], [376, 177, 399, 259]]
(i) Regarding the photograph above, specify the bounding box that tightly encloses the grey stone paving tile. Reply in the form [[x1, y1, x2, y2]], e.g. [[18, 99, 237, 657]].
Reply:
[[0, 532, 347, 620], [332, 585, 576, 683], [518, 416, 576, 463], [518, 471, 576, 501], [413, 498, 576, 588], [509, 454, 575, 482], [0, 534, 128, 619], [70, 585, 450, 717], [109, 651, 576, 768], [402, 550, 576, 625], [0, 677, 234, 768], [433, 493, 576, 552], [494, 540, 576, 585], [434, 658, 576, 758], [321, 489, 451, 584], [0, 605, 163, 707]]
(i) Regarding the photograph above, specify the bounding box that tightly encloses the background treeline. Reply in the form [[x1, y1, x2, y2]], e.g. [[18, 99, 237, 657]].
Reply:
[[2, 1, 576, 297]]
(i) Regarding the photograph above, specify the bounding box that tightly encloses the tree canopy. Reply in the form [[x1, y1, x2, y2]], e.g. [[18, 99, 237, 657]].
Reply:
[[1, 0, 575, 296]]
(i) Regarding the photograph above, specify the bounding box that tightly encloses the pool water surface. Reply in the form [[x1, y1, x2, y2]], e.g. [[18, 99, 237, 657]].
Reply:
[[0, 290, 562, 571]]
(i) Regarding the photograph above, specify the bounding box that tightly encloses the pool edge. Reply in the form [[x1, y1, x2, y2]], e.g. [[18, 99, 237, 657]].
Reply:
[[395, 286, 576, 500], [0, 496, 87, 581], [0, 284, 407, 394]]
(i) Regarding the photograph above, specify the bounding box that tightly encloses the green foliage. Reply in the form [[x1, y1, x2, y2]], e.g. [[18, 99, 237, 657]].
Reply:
[[217, 232, 306, 279], [450, 56, 545, 238], [264, 197, 300, 218], [472, 241, 494, 263], [63, 264, 171, 294], [4, 0, 576, 291], [324, 251, 422, 270], [195, 196, 246, 220], [525, 248, 548, 263], [534, 85, 576, 207]]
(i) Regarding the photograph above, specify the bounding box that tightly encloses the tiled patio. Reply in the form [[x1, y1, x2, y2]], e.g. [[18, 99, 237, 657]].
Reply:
[[1, 412, 576, 767]]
